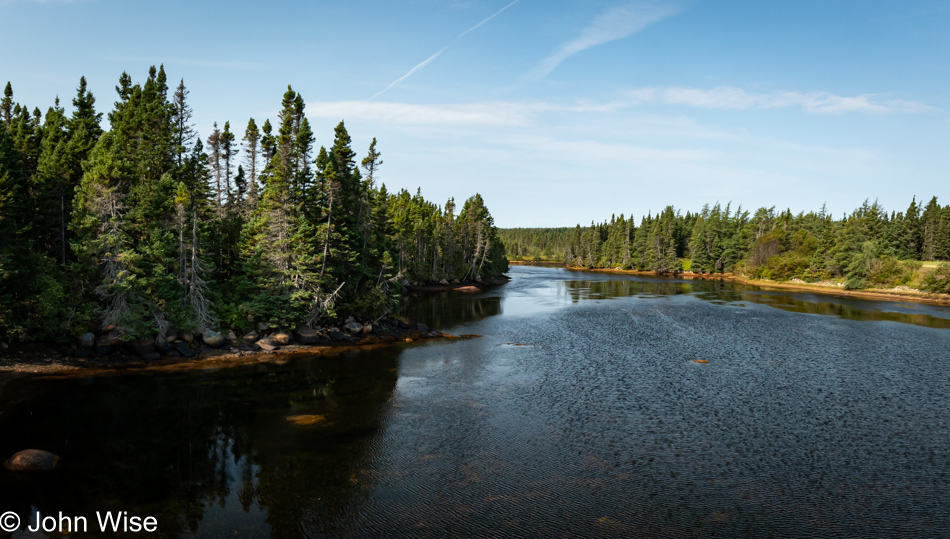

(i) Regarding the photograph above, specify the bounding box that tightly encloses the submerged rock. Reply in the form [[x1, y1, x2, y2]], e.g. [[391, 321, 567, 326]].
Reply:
[[4, 449, 60, 472]]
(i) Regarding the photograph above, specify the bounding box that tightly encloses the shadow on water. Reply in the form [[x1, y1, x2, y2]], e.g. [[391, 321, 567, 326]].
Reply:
[[0, 350, 401, 538], [400, 292, 502, 331]]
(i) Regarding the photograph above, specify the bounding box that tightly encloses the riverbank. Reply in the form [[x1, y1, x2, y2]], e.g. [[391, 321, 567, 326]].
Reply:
[[0, 278, 512, 396], [509, 261, 950, 307], [0, 327, 476, 399]]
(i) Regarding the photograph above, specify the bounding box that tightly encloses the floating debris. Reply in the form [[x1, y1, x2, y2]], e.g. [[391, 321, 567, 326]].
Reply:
[[693, 359, 710, 364]]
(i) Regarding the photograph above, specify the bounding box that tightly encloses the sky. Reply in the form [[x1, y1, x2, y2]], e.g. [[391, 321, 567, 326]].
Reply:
[[2, 0, 948, 227]]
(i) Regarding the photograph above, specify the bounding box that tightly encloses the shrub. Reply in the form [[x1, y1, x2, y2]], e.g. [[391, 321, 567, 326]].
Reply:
[[922, 262, 950, 294]]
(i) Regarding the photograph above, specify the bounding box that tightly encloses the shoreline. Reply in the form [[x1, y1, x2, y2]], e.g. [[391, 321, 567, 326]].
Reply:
[[0, 277, 512, 394], [510, 260, 950, 307], [0, 329, 476, 398]]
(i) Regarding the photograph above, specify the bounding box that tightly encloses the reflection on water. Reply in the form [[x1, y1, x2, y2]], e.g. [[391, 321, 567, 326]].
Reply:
[[0, 351, 400, 538], [551, 270, 950, 329], [2, 266, 950, 537]]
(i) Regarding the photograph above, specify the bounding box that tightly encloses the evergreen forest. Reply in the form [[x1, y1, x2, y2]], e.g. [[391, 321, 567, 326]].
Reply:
[[0, 67, 507, 344], [500, 199, 950, 293]]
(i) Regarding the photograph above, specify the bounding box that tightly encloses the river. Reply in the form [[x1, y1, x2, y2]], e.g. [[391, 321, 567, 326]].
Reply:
[[2, 265, 950, 537]]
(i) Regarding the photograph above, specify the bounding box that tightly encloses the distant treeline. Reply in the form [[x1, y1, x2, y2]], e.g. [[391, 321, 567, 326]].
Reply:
[[500, 199, 950, 292], [0, 67, 506, 343]]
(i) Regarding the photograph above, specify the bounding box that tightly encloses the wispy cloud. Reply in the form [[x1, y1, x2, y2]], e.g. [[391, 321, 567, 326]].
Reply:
[[369, 0, 520, 100], [627, 86, 934, 114], [310, 99, 615, 127], [529, 0, 681, 79]]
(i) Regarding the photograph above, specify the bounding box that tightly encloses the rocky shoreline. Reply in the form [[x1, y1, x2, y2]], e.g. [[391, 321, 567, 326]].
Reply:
[[0, 276, 510, 394]]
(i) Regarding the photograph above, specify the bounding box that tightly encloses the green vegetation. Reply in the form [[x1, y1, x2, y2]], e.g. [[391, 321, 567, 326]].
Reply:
[[0, 68, 506, 343], [501, 198, 950, 293]]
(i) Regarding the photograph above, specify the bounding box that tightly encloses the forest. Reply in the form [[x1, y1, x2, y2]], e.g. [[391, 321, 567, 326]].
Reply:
[[500, 198, 950, 293], [0, 66, 507, 344]]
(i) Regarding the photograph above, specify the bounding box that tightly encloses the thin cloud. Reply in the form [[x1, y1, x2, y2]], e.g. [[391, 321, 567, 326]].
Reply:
[[369, 0, 520, 100], [309, 99, 619, 127], [529, 0, 681, 79], [627, 86, 934, 114]]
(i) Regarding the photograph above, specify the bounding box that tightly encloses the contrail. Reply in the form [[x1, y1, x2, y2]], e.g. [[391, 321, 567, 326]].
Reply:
[[369, 0, 520, 101]]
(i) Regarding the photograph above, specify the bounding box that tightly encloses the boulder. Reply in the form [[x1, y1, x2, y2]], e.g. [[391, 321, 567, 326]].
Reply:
[[80, 332, 96, 348], [417, 323, 429, 333], [126, 339, 155, 356], [328, 329, 346, 341], [271, 331, 293, 346], [362, 324, 373, 334], [179, 332, 194, 343], [202, 330, 225, 348], [4, 449, 60, 472], [227, 330, 238, 342], [96, 336, 120, 357], [401, 279, 411, 287], [258, 322, 269, 332], [257, 339, 279, 351], [164, 334, 177, 343], [243, 331, 260, 344], [344, 321, 364, 335], [439, 279, 449, 286], [142, 352, 161, 363], [452, 279, 460, 284], [475, 276, 483, 283], [295, 328, 322, 345]]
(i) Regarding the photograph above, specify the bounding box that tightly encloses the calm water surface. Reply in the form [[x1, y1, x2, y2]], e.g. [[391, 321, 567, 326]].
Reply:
[[3, 266, 950, 538]]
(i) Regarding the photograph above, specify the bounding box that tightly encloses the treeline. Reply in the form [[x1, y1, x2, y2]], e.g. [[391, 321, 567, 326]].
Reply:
[[0, 67, 506, 343], [500, 198, 950, 292]]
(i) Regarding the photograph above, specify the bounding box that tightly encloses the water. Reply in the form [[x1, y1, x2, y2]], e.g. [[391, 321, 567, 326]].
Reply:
[[2, 265, 950, 537]]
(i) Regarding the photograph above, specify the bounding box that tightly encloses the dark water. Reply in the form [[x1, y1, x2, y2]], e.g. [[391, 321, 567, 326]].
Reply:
[[3, 266, 950, 538]]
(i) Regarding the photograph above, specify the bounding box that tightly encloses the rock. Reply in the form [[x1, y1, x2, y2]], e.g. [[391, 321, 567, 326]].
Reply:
[[80, 332, 96, 348], [163, 349, 181, 358], [258, 322, 269, 332], [227, 330, 238, 342], [452, 279, 460, 284], [126, 339, 155, 356], [417, 323, 429, 333], [345, 315, 355, 324], [243, 331, 260, 343], [4, 449, 60, 472], [328, 329, 345, 341], [142, 352, 161, 363], [398, 320, 411, 330], [296, 327, 322, 345], [401, 279, 411, 287], [271, 331, 292, 346], [475, 276, 483, 283], [180, 332, 193, 343], [202, 330, 225, 348], [257, 339, 278, 351], [491, 278, 507, 285], [439, 279, 449, 285], [164, 334, 177, 343], [362, 324, 373, 334], [344, 321, 364, 335]]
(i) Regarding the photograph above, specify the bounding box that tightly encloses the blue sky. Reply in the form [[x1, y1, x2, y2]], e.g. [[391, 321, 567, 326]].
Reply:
[[2, 0, 948, 226]]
